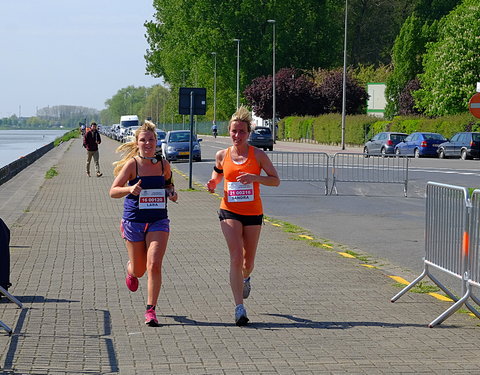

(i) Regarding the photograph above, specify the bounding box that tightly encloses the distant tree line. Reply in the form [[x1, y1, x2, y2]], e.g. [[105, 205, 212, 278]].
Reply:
[[0, 105, 99, 129]]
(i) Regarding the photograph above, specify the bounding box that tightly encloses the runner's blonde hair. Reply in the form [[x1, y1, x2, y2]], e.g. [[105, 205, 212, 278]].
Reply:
[[113, 121, 157, 176], [229, 105, 253, 132]]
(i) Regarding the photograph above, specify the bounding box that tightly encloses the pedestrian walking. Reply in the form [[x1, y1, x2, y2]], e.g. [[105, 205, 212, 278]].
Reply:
[[206, 106, 280, 326], [83, 122, 102, 177], [109, 121, 178, 326]]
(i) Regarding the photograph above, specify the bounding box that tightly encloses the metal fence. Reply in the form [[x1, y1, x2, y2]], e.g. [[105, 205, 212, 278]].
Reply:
[[330, 153, 409, 197], [391, 182, 480, 327], [267, 151, 330, 195], [466, 190, 480, 306]]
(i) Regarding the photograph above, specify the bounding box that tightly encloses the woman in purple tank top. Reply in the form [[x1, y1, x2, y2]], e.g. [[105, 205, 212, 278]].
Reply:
[[110, 121, 177, 327]]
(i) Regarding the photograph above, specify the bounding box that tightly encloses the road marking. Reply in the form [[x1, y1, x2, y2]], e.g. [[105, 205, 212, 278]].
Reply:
[[338, 252, 355, 258], [428, 292, 453, 302], [409, 168, 480, 177], [389, 275, 409, 285], [298, 234, 313, 240]]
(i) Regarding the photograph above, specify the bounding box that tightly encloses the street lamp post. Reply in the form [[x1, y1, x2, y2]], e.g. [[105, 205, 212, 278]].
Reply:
[[233, 39, 240, 108], [341, 0, 348, 150], [211, 52, 217, 127], [124, 91, 132, 113], [181, 70, 186, 128], [267, 19, 276, 144]]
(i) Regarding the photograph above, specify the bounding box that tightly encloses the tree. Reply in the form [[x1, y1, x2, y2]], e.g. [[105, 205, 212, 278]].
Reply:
[[414, 0, 480, 116], [317, 71, 369, 114], [145, 0, 346, 121], [414, 0, 462, 21], [244, 68, 324, 119], [348, 0, 416, 66], [384, 0, 461, 118], [384, 13, 433, 117], [398, 78, 422, 115]]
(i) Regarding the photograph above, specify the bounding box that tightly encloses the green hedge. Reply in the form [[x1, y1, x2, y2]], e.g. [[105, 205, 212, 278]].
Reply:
[[278, 112, 480, 145]]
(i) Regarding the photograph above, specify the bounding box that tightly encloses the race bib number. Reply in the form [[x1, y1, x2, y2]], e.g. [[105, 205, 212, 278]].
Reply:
[[227, 182, 254, 203], [139, 189, 166, 209]]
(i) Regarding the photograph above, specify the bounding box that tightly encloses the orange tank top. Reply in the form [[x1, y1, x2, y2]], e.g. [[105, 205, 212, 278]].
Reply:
[[220, 146, 263, 215]]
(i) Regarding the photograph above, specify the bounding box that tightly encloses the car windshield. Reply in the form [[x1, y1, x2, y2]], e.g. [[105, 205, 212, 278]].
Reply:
[[157, 131, 166, 140], [423, 133, 446, 141], [391, 134, 407, 142], [253, 128, 271, 135], [120, 120, 139, 128], [169, 132, 194, 142]]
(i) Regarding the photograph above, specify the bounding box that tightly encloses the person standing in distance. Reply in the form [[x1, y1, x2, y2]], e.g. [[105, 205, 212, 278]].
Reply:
[[109, 121, 177, 327], [83, 122, 102, 177], [206, 106, 280, 326]]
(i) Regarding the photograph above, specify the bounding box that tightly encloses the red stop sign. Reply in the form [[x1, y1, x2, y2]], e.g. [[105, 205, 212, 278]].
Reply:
[[469, 93, 480, 118]]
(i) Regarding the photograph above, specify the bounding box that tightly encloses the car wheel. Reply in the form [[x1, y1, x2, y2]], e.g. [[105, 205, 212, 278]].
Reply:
[[268, 146, 273, 151], [381, 147, 386, 157], [363, 147, 369, 158], [395, 148, 401, 156], [414, 148, 421, 158], [461, 149, 470, 160], [439, 149, 445, 159]]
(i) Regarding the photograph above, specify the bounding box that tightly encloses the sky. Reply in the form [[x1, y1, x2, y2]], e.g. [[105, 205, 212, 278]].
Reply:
[[0, 1, 162, 118]]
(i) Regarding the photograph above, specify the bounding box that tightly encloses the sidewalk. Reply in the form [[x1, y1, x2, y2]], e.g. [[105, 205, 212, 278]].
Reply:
[[1, 136, 479, 374]]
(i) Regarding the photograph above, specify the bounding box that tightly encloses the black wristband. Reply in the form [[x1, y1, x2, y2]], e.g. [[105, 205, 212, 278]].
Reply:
[[213, 166, 223, 174]]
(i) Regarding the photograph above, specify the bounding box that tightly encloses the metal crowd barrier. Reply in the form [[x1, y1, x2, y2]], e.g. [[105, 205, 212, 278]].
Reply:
[[330, 153, 409, 197], [391, 182, 480, 327], [267, 151, 329, 195], [0, 286, 23, 335]]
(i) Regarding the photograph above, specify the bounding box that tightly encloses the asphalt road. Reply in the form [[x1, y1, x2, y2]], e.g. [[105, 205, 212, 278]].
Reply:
[[172, 135, 480, 277]]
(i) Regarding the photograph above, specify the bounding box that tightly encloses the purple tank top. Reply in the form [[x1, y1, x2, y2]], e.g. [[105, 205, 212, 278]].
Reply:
[[123, 174, 168, 223]]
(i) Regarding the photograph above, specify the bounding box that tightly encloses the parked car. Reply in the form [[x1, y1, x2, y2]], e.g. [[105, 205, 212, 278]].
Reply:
[[437, 132, 480, 160], [122, 126, 140, 142], [161, 130, 202, 162], [394, 132, 447, 158], [363, 132, 408, 156], [111, 124, 121, 141], [248, 126, 273, 151], [156, 130, 166, 152]]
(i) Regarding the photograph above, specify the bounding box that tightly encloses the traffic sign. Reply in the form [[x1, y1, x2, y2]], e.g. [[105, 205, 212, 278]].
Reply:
[[469, 93, 480, 118]]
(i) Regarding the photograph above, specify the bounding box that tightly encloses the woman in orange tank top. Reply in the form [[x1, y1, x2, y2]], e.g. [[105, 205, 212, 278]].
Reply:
[[206, 106, 280, 326]]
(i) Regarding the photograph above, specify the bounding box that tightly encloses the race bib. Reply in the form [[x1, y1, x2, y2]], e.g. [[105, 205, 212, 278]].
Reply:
[[139, 189, 166, 209], [227, 182, 254, 203]]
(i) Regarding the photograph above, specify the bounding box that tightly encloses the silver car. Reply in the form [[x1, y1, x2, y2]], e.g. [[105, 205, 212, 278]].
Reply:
[[364, 132, 408, 156]]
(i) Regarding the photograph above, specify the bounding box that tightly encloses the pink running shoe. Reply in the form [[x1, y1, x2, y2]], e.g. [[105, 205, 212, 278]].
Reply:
[[125, 274, 138, 292], [145, 308, 160, 327]]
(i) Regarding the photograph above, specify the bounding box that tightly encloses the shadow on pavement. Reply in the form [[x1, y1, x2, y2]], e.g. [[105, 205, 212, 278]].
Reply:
[[164, 313, 433, 330]]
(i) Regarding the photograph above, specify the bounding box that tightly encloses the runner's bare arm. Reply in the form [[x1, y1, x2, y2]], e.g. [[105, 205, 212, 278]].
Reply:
[[206, 149, 226, 193], [109, 159, 140, 198]]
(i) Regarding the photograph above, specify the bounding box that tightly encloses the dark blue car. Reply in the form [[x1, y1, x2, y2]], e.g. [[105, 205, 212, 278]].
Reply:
[[437, 132, 480, 160], [394, 132, 447, 158]]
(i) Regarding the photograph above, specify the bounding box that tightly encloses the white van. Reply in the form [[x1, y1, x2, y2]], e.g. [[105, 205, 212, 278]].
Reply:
[[119, 115, 139, 142]]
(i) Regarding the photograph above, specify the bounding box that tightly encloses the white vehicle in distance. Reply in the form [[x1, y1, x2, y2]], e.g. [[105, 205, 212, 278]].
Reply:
[[119, 115, 139, 142]]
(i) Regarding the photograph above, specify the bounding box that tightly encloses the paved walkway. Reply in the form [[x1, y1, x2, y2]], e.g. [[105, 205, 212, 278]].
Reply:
[[0, 137, 479, 374]]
